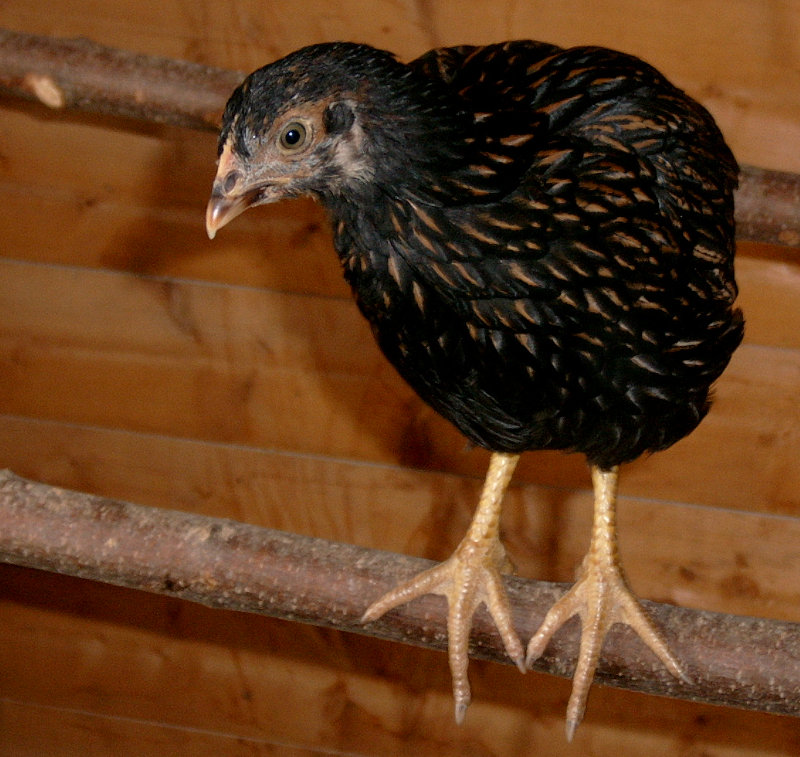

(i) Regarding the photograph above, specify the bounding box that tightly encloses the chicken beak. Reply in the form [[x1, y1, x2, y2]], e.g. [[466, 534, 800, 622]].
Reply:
[[206, 140, 255, 240], [205, 191, 251, 240]]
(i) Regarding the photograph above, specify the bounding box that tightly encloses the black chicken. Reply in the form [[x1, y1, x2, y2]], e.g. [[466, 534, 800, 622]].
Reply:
[[206, 40, 743, 738]]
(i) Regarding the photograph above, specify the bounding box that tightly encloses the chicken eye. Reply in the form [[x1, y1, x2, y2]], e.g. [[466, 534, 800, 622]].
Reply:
[[279, 121, 308, 150]]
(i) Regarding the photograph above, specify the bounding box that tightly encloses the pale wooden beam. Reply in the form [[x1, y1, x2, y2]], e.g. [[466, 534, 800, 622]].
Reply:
[[1, 469, 798, 719]]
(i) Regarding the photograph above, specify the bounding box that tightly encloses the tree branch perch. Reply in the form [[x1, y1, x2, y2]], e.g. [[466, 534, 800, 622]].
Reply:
[[0, 27, 243, 130], [0, 27, 799, 248], [1, 470, 798, 718]]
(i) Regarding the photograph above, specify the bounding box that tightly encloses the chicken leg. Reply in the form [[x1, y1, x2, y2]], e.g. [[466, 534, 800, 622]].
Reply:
[[363, 451, 526, 722], [526, 465, 689, 740]]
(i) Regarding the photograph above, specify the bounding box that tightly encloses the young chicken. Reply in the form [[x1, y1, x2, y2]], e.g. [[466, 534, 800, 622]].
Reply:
[[206, 40, 743, 738]]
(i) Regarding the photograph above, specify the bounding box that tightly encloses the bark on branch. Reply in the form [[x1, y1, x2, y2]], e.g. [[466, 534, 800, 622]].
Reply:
[[0, 27, 799, 248], [1, 470, 798, 718], [0, 27, 242, 130]]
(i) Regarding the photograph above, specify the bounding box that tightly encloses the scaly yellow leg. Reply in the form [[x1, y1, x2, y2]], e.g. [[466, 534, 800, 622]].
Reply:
[[526, 465, 689, 740], [363, 451, 526, 723]]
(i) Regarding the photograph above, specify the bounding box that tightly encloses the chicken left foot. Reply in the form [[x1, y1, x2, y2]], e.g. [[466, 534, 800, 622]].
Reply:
[[362, 451, 526, 723], [525, 465, 689, 741]]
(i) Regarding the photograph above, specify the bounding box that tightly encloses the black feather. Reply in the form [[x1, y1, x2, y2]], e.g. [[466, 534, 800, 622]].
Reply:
[[221, 40, 744, 470]]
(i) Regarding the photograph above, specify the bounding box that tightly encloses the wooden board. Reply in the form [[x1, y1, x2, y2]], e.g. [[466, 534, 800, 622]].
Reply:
[[2, 563, 800, 757], [1, 415, 799, 624], [1, 1, 800, 754], [3, 0, 800, 172], [1, 259, 799, 515]]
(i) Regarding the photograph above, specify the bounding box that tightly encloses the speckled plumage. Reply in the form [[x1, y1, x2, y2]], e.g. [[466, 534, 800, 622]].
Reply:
[[217, 40, 742, 469], [207, 40, 744, 734]]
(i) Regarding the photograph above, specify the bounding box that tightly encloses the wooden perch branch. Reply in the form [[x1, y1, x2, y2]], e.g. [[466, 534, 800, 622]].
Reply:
[[1, 470, 798, 718], [0, 27, 799, 248], [736, 165, 800, 248], [0, 26, 243, 130]]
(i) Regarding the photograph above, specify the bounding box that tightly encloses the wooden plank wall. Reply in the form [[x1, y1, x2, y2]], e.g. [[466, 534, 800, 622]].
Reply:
[[1, 1, 799, 755]]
